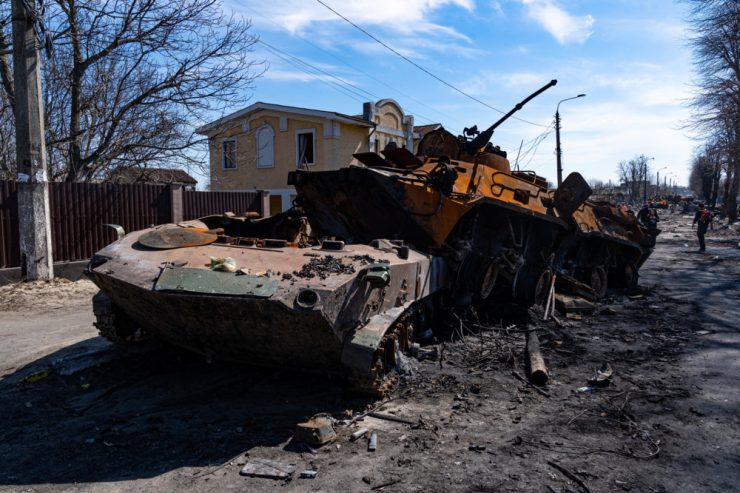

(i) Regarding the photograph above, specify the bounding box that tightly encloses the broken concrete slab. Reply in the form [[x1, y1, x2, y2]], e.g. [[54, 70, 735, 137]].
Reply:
[[239, 458, 296, 479]]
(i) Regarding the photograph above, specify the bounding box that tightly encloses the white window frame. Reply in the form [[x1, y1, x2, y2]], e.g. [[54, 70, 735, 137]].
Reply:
[[255, 124, 275, 169], [221, 138, 237, 170], [295, 128, 316, 168]]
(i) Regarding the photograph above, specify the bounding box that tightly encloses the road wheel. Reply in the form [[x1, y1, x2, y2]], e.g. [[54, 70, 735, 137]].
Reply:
[[610, 262, 638, 289], [92, 291, 144, 344], [623, 263, 638, 288], [589, 266, 608, 299], [513, 266, 551, 305]]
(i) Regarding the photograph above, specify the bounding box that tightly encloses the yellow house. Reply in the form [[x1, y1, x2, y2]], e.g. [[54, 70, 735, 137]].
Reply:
[[196, 100, 434, 215]]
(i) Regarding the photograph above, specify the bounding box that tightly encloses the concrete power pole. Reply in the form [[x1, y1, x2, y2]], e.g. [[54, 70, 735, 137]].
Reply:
[[12, 0, 54, 280], [554, 110, 562, 187]]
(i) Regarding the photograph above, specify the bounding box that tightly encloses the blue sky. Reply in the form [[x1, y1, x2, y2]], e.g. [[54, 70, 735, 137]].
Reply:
[[211, 0, 695, 188]]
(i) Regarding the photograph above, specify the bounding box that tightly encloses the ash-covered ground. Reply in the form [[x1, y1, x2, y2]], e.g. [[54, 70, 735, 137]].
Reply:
[[0, 212, 738, 492]]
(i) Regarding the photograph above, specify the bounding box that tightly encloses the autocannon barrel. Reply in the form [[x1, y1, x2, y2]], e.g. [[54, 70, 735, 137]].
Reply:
[[465, 79, 558, 154]]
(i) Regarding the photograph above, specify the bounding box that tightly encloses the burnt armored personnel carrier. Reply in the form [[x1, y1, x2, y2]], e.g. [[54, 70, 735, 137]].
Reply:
[[554, 200, 657, 298], [87, 212, 447, 394], [291, 80, 658, 303], [293, 81, 580, 305]]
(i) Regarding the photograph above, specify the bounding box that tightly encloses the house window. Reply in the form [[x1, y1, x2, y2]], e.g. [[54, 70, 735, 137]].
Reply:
[[296, 129, 315, 168], [222, 139, 237, 169], [256, 124, 275, 168]]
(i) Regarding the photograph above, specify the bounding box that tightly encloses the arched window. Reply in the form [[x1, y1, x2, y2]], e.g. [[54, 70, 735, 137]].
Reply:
[[256, 124, 275, 168]]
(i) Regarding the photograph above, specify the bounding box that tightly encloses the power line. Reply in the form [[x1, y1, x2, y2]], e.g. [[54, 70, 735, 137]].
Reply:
[[517, 123, 555, 170], [315, 0, 549, 128], [259, 42, 368, 104], [259, 40, 376, 101], [257, 39, 459, 132], [250, 11, 466, 134]]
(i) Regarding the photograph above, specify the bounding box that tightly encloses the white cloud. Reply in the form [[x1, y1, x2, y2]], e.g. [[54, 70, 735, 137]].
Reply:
[[234, 0, 474, 37], [520, 0, 594, 44]]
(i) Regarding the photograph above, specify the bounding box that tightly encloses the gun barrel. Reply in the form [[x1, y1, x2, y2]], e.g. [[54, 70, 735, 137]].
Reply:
[[467, 79, 558, 153]]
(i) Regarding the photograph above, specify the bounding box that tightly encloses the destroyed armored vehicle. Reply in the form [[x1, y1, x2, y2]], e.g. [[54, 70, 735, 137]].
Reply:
[[290, 80, 658, 303], [87, 211, 446, 394], [86, 80, 658, 393], [554, 201, 658, 298]]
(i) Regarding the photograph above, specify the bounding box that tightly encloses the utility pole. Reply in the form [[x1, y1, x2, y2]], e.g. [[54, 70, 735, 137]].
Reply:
[[643, 164, 647, 203], [554, 94, 585, 187], [555, 110, 562, 187], [12, 0, 54, 280]]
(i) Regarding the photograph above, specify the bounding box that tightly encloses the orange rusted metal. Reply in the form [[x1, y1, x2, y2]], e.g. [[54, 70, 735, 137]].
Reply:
[[138, 227, 217, 249]]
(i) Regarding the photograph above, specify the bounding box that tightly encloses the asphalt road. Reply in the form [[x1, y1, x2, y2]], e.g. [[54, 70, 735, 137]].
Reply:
[[0, 212, 738, 492]]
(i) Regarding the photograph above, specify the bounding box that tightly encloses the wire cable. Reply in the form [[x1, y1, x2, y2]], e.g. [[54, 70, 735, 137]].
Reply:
[[315, 0, 549, 128], [257, 39, 460, 131], [251, 11, 470, 133]]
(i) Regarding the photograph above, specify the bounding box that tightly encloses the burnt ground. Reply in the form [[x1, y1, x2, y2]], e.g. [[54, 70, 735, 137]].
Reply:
[[0, 213, 738, 492]]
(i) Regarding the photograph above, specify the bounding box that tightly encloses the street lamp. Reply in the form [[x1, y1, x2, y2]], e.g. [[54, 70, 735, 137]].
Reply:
[[656, 166, 668, 196], [643, 156, 655, 203], [555, 94, 586, 187]]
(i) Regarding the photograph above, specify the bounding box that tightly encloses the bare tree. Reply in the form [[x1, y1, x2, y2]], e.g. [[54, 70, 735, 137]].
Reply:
[[0, 0, 263, 182], [686, 0, 740, 220], [617, 155, 652, 204]]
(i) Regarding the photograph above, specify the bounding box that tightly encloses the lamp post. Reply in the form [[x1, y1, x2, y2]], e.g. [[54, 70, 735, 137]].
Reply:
[[656, 166, 667, 197], [643, 156, 655, 203], [555, 94, 586, 187]]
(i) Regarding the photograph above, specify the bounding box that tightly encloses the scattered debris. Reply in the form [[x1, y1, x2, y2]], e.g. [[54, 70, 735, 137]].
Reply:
[[293, 255, 356, 280], [368, 411, 416, 425], [351, 428, 369, 441], [294, 417, 337, 446], [371, 479, 402, 490], [547, 460, 591, 493], [299, 469, 318, 479], [209, 256, 236, 272], [588, 363, 614, 386], [512, 370, 550, 397], [526, 330, 548, 386], [239, 458, 296, 480], [556, 294, 596, 315], [368, 432, 378, 452]]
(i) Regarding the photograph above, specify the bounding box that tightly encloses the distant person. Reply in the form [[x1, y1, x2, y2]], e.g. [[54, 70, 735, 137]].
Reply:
[[692, 203, 713, 252], [647, 208, 660, 232]]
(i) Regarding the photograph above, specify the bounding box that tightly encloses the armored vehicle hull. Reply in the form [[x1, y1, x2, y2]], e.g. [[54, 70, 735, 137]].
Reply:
[[555, 201, 658, 296], [87, 214, 446, 394]]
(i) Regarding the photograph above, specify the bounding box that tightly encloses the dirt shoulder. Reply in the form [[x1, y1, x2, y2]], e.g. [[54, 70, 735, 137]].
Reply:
[[0, 213, 738, 492]]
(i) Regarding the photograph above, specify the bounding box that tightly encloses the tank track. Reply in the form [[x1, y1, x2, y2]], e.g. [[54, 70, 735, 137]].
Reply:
[[92, 291, 144, 344], [348, 309, 416, 396]]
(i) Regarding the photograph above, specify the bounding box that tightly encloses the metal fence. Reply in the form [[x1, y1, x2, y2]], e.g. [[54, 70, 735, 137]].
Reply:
[[183, 190, 263, 220], [0, 181, 20, 268], [0, 181, 264, 268]]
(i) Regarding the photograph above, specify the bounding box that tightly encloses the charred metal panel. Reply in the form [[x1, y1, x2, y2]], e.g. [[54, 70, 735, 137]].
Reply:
[[155, 267, 278, 297]]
